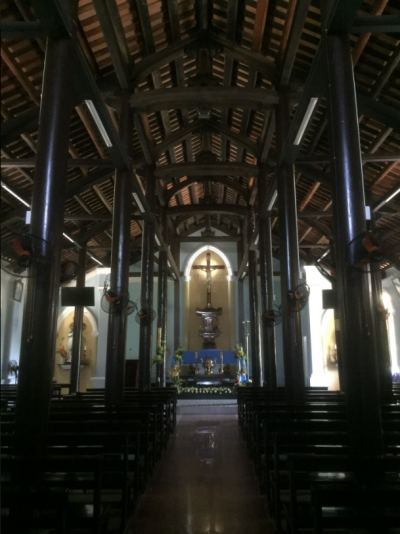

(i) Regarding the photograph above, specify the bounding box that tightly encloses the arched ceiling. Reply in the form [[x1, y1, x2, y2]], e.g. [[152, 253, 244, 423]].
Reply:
[[1, 0, 399, 271]]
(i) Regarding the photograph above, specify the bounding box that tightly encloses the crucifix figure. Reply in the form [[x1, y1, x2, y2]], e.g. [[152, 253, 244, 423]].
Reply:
[[192, 252, 225, 308]]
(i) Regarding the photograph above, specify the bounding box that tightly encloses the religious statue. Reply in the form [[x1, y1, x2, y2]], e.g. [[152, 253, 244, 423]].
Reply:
[[193, 252, 225, 350], [66, 320, 87, 363], [201, 355, 217, 375]]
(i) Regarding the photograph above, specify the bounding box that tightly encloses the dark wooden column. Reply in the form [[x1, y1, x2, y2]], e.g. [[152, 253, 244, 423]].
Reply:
[[157, 209, 168, 387], [70, 246, 87, 394], [326, 32, 383, 457], [14, 35, 75, 461], [237, 241, 245, 346], [105, 96, 133, 405], [171, 239, 181, 354], [276, 89, 305, 404], [139, 165, 156, 391], [258, 164, 277, 390], [248, 249, 262, 386]]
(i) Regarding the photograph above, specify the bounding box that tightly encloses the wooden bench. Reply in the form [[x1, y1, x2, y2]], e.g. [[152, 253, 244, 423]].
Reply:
[[288, 455, 400, 534], [312, 481, 400, 533], [2, 454, 110, 534]]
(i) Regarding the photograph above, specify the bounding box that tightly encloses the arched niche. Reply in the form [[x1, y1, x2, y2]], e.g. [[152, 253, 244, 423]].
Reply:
[[183, 246, 235, 351], [54, 307, 98, 392]]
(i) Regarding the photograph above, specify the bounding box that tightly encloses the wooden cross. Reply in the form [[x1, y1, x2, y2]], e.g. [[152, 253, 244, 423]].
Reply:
[[192, 252, 225, 307]]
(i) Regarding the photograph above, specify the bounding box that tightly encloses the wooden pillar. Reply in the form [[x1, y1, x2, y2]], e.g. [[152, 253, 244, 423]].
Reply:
[[157, 210, 168, 387], [258, 164, 277, 390], [14, 33, 75, 461], [248, 249, 262, 386], [138, 165, 156, 391], [70, 247, 86, 394], [276, 89, 305, 404], [237, 241, 245, 347], [326, 32, 383, 457], [105, 95, 133, 405], [171, 239, 181, 354]]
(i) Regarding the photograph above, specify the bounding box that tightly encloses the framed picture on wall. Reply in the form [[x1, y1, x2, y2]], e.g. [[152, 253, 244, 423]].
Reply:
[[13, 279, 23, 302]]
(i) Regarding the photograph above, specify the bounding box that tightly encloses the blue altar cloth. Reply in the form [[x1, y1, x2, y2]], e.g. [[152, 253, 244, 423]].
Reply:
[[178, 350, 247, 381], [182, 350, 236, 364]]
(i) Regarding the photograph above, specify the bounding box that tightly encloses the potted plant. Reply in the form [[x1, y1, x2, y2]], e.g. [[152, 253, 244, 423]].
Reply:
[[174, 345, 184, 366], [168, 362, 183, 393], [234, 343, 247, 360], [234, 343, 247, 381]]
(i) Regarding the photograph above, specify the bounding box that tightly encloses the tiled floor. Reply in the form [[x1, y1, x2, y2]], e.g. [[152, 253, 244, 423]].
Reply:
[[126, 414, 274, 534]]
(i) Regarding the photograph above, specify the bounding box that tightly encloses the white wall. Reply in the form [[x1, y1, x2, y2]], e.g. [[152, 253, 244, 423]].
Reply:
[[305, 265, 333, 387], [1, 271, 26, 383], [382, 267, 400, 376]]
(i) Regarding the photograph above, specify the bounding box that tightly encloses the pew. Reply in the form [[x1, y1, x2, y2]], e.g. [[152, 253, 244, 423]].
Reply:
[[0, 387, 178, 532], [1, 455, 109, 534]]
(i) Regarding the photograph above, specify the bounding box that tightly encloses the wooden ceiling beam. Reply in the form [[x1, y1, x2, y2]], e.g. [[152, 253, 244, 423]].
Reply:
[[129, 87, 279, 112], [167, 204, 248, 217], [297, 152, 400, 165], [259, 112, 275, 163], [370, 161, 398, 189], [209, 32, 277, 81], [1, 108, 40, 146], [152, 120, 260, 160], [131, 32, 201, 86], [0, 21, 47, 39], [351, 0, 389, 65], [351, 14, 400, 34], [220, 0, 240, 162], [208, 122, 260, 158], [27, 0, 152, 220], [279, 0, 312, 86], [370, 42, 400, 100], [133, 0, 184, 206], [154, 162, 258, 179], [166, 176, 249, 204], [1, 44, 41, 106], [167, 0, 197, 208], [357, 94, 400, 133], [153, 121, 203, 160], [92, 0, 130, 89], [373, 182, 400, 213], [0, 159, 115, 169]]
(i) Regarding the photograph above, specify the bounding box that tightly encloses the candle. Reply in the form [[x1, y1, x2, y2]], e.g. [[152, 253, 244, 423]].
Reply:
[[220, 352, 223, 362], [195, 352, 198, 361]]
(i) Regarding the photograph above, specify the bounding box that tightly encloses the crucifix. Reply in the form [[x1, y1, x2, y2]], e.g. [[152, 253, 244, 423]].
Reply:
[[192, 252, 225, 308]]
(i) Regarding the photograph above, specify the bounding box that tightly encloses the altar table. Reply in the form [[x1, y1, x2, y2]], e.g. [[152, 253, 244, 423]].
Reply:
[[182, 350, 236, 364]]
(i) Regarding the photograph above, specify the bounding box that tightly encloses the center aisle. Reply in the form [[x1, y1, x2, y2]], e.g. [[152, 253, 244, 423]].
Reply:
[[126, 410, 274, 534]]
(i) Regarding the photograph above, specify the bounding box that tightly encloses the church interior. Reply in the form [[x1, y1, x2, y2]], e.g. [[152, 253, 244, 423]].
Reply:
[[1, 0, 400, 532]]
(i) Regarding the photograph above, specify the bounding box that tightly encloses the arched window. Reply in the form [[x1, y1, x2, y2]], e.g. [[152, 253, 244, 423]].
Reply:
[[382, 291, 398, 374], [184, 246, 233, 282]]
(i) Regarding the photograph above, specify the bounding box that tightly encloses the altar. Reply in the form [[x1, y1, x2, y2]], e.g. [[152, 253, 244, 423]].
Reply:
[[182, 350, 236, 364], [177, 349, 247, 386]]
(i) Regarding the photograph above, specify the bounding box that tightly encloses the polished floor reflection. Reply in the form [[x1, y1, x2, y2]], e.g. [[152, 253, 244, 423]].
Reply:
[[126, 414, 274, 534]]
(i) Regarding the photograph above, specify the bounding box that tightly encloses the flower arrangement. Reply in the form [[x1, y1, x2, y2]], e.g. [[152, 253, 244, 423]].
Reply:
[[152, 342, 166, 366], [234, 343, 247, 360], [174, 345, 184, 363], [168, 362, 183, 391], [58, 346, 68, 360], [179, 387, 237, 395]]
